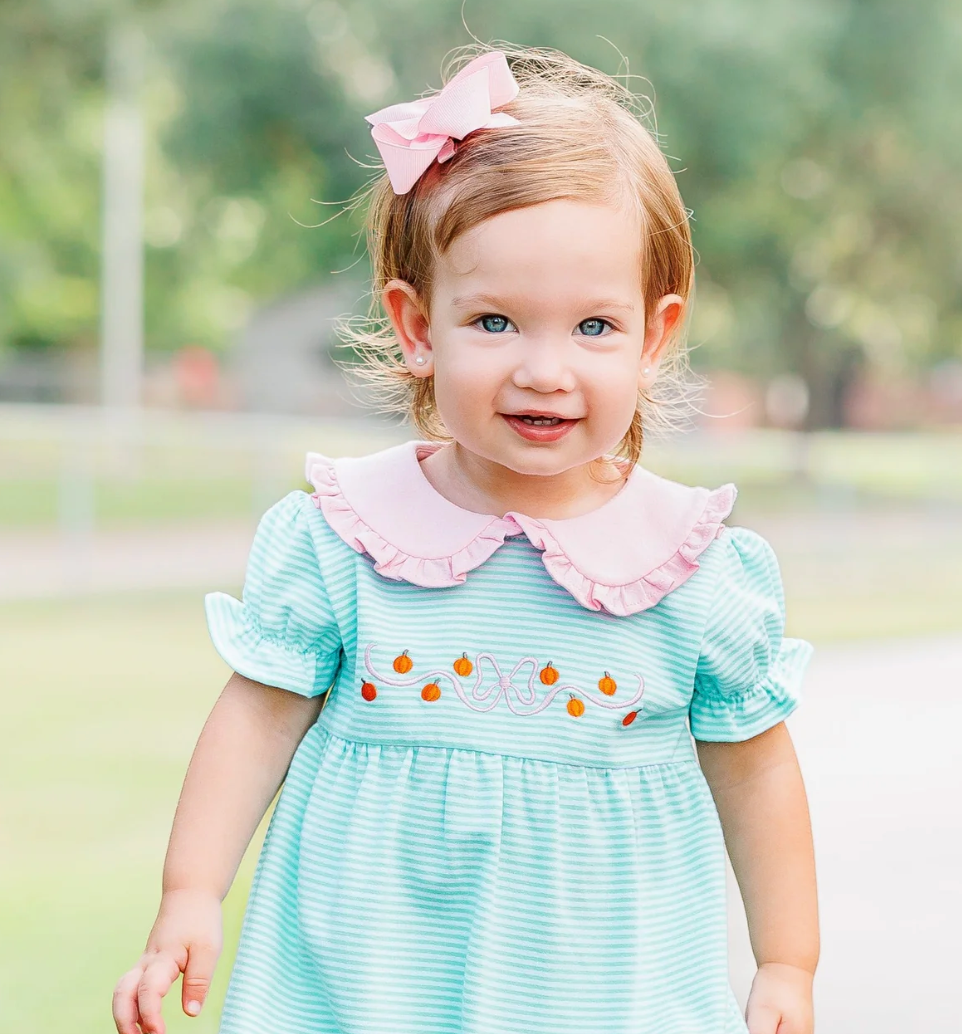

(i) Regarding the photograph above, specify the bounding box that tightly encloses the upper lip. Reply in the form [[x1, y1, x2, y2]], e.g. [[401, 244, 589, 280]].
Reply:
[[504, 410, 579, 420]]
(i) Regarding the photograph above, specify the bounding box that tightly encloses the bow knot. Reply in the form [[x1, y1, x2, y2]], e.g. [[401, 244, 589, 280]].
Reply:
[[365, 51, 520, 194]]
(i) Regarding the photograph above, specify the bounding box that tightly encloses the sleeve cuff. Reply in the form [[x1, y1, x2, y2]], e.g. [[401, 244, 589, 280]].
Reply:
[[689, 636, 813, 742], [205, 591, 340, 697]]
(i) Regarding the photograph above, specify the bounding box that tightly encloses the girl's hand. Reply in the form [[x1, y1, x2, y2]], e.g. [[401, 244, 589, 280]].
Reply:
[[745, 962, 815, 1034], [112, 888, 223, 1034]]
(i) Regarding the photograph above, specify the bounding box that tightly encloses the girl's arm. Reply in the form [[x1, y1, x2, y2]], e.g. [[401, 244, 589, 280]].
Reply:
[[696, 720, 819, 1034], [112, 671, 324, 1034]]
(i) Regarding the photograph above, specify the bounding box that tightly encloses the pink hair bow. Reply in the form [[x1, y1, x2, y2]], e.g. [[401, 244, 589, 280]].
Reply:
[[364, 51, 520, 194]]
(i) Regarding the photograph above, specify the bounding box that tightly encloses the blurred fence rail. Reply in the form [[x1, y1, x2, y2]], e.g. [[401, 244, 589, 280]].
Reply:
[[2, 405, 960, 633], [1, 404, 960, 535], [0, 404, 409, 533]]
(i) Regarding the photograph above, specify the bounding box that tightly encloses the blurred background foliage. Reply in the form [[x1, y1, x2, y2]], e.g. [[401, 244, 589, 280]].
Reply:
[[2, 0, 961, 425], [3, 8, 962, 1032]]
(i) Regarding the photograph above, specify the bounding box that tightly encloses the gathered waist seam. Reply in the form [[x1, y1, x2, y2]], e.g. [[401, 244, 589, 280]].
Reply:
[[312, 722, 698, 773]]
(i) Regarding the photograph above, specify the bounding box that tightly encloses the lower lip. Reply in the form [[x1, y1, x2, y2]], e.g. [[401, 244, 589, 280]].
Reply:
[[502, 415, 579, 443]]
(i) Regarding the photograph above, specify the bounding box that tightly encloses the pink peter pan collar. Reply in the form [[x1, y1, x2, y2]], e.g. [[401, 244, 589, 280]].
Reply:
[[305, 440, 736, 617]]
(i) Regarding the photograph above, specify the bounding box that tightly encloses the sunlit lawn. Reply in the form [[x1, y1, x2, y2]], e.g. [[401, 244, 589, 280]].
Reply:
[[3, 429, 961, 528], [2, 564, 961, 1031], [0, 476, 259, 527], [0, 593, 257, 1034]]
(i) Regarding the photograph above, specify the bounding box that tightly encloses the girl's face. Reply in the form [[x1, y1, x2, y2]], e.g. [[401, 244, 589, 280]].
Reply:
[[384, 199, 683, 480]]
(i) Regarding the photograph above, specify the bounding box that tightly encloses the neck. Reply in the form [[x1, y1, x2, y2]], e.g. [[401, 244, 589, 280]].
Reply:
[[419, 443, 627, 520]]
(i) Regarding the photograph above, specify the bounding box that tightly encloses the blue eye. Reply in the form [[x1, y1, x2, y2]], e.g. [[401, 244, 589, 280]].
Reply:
[[478, 314, 512, 333], [578, 318, 610, 337]]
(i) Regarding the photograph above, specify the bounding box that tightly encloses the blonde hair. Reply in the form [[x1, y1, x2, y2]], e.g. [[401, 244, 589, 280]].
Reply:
[[341, 43, 697, 467]]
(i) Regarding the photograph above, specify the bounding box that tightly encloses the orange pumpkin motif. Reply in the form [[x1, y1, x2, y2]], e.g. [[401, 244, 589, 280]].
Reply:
[[360, 681, 377, 702], [540, 663, 559, 686], [566, 695, 585, 718], [453, 653, 473, 677], [598, 671, 617, 696], [622, 710, 638, 727], [421, 682, 441, 702], [393, 650, 413, 674]]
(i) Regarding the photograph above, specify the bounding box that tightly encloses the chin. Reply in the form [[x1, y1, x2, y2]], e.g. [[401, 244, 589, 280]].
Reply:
[[490, 443, 593, 478]]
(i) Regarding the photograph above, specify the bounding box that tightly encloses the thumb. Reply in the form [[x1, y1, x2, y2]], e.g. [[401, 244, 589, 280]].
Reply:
[[181, 941, 218, 1017], [746, 1002, 782, 1034]]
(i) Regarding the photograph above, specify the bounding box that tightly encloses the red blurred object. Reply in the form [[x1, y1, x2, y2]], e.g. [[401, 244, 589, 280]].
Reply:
[[172, 346, 220, 408]]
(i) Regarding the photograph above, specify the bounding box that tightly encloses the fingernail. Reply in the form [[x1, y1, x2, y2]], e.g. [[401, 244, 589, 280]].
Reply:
[[187, 1000, 201, 1015]]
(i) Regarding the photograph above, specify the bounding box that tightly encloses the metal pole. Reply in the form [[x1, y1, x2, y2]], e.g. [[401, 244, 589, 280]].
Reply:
[[99, 22, 145, 409]]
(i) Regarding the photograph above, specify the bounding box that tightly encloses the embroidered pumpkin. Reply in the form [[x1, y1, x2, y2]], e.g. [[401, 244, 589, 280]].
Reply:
[[622, 710, 638, 727], [393, 650, 413, 674], [453, 653, 473, 677], [598, 671, 617, 696], [566, 695, 585, 718], [360, 681, 377, 702], [421, 682, 441, 702], [540, 663, 559, 686]]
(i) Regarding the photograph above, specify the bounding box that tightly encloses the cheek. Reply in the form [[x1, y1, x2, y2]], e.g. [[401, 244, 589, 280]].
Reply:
[[430, 352, 494, 431], [585, 359, 641, 422], [432, 340, 503, 405], [606, 386, 641, 440]]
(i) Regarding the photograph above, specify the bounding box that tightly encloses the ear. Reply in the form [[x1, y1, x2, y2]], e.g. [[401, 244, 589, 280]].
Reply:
[[381, 279, 434, 377], [639, 294, 685, 389]]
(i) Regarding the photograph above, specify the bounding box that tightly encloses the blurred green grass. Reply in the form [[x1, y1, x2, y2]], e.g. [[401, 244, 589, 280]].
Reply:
[[3, 429, 961, 528], [786, 587, 962, 642], [0, 593, 260, 1034], [0, 476, 258, 527], [3, 572, 961, 1032]]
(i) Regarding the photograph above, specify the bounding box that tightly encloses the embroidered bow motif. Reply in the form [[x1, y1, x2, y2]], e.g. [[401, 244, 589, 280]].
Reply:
[[363, 644, 645, 718], [364, 51, 520, 194]]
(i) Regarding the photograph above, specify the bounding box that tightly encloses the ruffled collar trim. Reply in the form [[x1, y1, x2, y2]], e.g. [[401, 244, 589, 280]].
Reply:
[[305, 440, 736, 616]]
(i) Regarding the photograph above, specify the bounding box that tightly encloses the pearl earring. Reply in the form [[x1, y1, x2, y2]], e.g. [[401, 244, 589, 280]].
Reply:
[[414, 355, 426, 366], [642, 365, 651, 376]]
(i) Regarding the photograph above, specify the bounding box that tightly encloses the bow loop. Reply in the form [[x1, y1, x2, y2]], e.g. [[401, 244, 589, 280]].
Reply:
[[364, 51, 520, 194]]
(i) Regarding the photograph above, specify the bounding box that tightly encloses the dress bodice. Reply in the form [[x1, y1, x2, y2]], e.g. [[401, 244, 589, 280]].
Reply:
[[204, 444, 814, 1034]]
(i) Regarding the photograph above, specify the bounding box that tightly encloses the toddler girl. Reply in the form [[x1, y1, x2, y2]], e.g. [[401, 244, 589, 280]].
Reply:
[[113, 45, 818, 1034]]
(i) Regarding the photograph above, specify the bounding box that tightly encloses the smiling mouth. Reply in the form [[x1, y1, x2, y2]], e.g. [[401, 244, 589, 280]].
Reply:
[[502, 412, 578, 442], [516, 415, 567, 426]]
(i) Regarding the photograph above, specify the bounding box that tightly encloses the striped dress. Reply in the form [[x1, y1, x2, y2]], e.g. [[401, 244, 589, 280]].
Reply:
[[204, 441, 812, 1034]]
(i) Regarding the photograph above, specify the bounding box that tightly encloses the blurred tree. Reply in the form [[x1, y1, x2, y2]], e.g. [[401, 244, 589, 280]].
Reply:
[[377, 0, 962, 427], [144, 0, 378, 352], [0, 2, 107, 355], [0, 0, 167, 362], [1, 0, 960, 424]]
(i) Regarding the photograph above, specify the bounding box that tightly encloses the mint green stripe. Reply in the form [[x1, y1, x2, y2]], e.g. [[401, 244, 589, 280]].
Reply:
[[202, 491, 809, 1033]]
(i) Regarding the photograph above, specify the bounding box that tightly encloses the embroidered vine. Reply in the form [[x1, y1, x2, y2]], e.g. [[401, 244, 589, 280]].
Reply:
[[363, 644, 645, 720]]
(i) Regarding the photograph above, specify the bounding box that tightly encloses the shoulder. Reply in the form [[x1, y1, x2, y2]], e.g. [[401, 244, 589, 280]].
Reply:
[[533, 463, 738, 615], [257, 489, 314, 529], [255, 489, 324, 542], [694, 524, 787, 630], [251, 489, 354, 566], [701, 524, 780, 571]]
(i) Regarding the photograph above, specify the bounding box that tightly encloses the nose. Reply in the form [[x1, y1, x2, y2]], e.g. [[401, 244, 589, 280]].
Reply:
[[510, 336, 577, 394]]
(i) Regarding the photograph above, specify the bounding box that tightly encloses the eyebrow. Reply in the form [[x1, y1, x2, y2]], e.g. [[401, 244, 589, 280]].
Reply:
[[450, 293, 636, 315]]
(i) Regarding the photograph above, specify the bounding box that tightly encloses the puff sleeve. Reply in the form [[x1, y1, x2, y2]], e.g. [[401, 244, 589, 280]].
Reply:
[[204, 492, 343, 696], [688, 527, 813, 741]]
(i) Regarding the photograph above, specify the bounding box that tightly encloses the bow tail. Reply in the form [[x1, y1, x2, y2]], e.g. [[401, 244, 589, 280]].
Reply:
[[371, 132, 445, 194]]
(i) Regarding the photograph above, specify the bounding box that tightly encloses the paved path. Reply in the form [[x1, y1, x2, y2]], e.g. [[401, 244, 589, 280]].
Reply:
[[0, 520, 257, 600], [726, 633, 962, 1032]]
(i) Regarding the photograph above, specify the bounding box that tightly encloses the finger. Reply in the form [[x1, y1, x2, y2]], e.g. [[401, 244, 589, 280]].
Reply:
[[136, 953, 180, 1034], [181, 940, 219, 1016], [112, 965, 146, 1034]]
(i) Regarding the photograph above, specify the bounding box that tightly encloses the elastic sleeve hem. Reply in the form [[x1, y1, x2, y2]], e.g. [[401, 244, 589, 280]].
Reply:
[[205, 591, 338, 697], [688, 636, 813, 742]]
